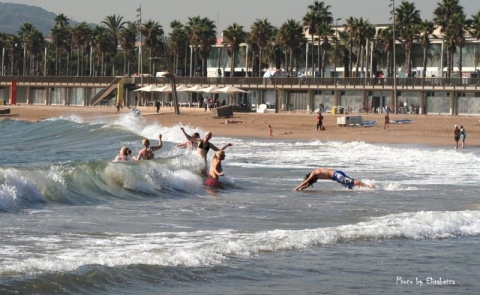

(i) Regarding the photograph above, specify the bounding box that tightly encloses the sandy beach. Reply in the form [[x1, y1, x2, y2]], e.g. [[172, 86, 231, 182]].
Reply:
[[2, 104, 479, 148]]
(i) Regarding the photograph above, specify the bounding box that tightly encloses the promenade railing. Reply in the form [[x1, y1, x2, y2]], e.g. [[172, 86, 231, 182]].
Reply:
[[1, 76, 479, 90]]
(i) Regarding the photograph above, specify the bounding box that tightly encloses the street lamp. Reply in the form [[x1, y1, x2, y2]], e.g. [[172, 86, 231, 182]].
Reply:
[[390, 0, 397, 113], [137, 5, 143, 86], [335, 18, 342, 81]]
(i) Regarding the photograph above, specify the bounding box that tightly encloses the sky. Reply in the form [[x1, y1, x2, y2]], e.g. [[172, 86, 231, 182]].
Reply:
[[4, 0, 480, 33]]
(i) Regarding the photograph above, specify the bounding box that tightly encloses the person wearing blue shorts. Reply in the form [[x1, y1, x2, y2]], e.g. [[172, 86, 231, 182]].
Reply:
[[295, 167, 373, 191]]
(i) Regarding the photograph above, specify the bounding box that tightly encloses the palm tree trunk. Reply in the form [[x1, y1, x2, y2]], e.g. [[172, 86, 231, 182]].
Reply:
[[422, 47, 427, 79], [311, 36, 314, 77], [458, 46, 463, 79]]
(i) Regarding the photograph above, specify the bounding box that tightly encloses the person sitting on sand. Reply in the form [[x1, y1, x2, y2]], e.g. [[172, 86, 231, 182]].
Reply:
[[113, 146, 132, 162], [205, 150, 226, 188], [221, 119, 245, 124], [295, 167, 373, 191], [133, 134, 163, 160], [173, 132, 200, 150]]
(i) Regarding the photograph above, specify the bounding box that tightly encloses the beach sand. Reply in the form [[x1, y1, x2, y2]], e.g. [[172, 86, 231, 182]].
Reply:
[[2, 104, 479, 148]]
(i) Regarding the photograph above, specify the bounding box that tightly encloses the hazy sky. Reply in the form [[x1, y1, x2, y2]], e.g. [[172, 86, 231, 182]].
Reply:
[[5, 0, 480, 32]]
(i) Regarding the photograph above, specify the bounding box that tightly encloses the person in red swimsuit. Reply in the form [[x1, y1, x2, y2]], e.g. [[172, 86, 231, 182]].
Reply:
[[205, 150, 226, 188]]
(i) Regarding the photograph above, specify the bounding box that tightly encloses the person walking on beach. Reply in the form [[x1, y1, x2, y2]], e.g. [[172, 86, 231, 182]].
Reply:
[[116, 102, 121, 114], [316, 112, 323, 131], [133, 134, 163, 160], [203, 97, 208, 111], [295, 167, 373, 191], [384, 113, 390, 130], [155, 100, 161, 113], [460, 125, 466, 148], [205, 150, 226, 188], [453, 125, 461, 149], [269, 125, 273, 138], [113, 146, 132, 162]]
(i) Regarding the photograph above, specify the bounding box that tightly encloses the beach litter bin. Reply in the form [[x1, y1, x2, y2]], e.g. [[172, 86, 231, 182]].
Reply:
[[332, 106, 338, 114], [213, 105, 233, 118]]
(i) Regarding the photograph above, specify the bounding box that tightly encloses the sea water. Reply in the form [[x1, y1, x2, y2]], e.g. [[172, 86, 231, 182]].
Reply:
[[1, 113, 479, 294]]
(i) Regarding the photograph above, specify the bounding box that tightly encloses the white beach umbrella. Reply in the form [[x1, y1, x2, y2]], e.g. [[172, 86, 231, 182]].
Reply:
[[213, 86, 248, 94], [152, 85, 188, 92], [179, 85, 205, 92], [133, 84, 160, 92], [199, 85, 220, 93]]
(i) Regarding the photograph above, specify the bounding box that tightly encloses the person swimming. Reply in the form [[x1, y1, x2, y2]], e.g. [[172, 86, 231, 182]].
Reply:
[[133, 134, 163, 160], [113, 146, 132, 162], [295, 167, 373, 191]]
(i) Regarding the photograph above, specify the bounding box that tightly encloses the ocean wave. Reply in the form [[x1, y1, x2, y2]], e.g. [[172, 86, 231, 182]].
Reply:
[[1, 210, 478, 276], [0, 154, 207, 212]]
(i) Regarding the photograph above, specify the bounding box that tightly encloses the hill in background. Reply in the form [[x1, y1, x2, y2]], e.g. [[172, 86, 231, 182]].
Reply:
[[0, 2, 79, 36]]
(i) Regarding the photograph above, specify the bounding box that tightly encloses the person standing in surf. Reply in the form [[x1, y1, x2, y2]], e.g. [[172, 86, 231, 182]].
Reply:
[[460, 125, 466, 148], [453, 125, 461, 149], [205, 150, 226, 188], [295, 167, 373, 191], [180, 127, 232, 164], [133, 134, 163, 160]]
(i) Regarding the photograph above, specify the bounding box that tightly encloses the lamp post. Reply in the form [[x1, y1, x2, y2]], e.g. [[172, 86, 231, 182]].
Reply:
[[23, 45, 26, 76], [137, 5, 143, 86], [335, 18, 341, 81], [390, 0, 397, 113], [2, 47, 4, 76], [44, 47, 47, 76]]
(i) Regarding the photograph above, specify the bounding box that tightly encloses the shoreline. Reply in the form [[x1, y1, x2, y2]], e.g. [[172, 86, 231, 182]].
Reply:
[[2, 105, 479, 148]]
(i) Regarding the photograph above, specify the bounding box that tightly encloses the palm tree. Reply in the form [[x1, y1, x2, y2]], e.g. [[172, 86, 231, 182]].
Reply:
[[5, 34, 20, 75], [396, 1, 421, 77], [469, 12, 480, 71], [344, 17, 357, 77], [101, 15, 126, 51], [307, 1, 333, 77], [317, 22, 334, 77], [197, 17, 217, 77], [51, 13, 69, 75], [92, 25, 115, 76], [168, 20, 188, 76], [71, 22, 91, 76], [141, 20, 164, 75], [303, 9, 317, 75], [185, 16, 216, 77], [249, 18, 274, 76], [277, 19, 304, 75], [118, 22, 137, 76], [102, 15, 127, 75], [447, 11, 468, 78], [417, 20, 436, 78], [377, 26, 394, 77], [434, 0, 464, 78], [223, 23, 247, 77]]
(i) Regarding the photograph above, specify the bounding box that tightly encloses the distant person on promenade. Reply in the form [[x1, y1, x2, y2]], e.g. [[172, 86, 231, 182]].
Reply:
[[203, 97, 208, 111], [295, 167, 373, 191], [133, 134, 163, 160], [460, 125, 466, 148], [453, 125, 461, 149], [113, 146, 132, 162], [180, 127, 233, 164], [205, 150, 226, 188], [173, 132, 200, 150], [384, 113, 390, 130]]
